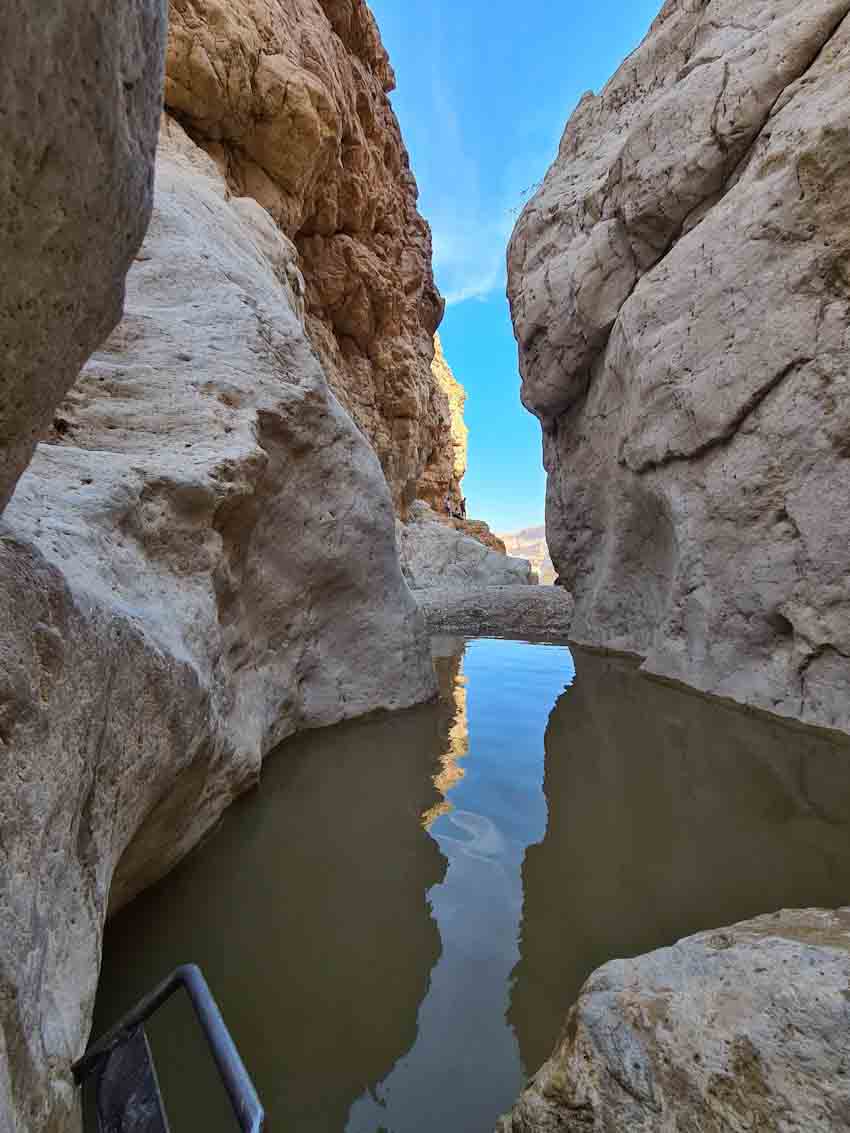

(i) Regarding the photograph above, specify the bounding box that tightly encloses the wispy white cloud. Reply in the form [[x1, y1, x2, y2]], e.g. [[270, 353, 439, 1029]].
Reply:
[[407, 57, 518, 306], [410, 57, 559, 307], [380, 6, 562, 309], [432, 217, 512, 306]]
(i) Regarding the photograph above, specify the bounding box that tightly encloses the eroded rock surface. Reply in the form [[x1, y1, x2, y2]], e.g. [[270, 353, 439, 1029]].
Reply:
[[0, 0, 167, 514], [0, 117, 436, 1133], [498, 909, 850, 1132], [508, 0, 850, 732], [420, 586, 574, 640], [399, 502, 534, 591], [418, 334, 469, 513], [165, 0, 450, 511]]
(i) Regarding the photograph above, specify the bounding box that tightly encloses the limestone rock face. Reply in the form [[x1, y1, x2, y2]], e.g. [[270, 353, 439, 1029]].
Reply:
[[165, 0, 448, 511], [0, 0, 167, 514], [418, 334, 469, 513], [399, 502, 534, 591], [508, 0, 850, 732], [498, 908, 850, 1133], [0, 118, 436, 1133], [419, 586, 574, 640]]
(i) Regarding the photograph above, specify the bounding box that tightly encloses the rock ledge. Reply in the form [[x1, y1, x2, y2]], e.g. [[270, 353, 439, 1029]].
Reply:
[[419, 585, 574, 639], [498, 907, 850, 1133]]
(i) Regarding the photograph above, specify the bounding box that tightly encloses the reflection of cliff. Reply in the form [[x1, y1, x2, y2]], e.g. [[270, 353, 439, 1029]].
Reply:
[[509, 648, 850, 1078], [424, 639, 470, 828], [94, 704, 448, 1133]]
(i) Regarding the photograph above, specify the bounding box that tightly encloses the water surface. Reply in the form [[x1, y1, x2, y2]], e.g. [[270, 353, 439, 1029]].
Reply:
[[94, 640, 850, 1133]]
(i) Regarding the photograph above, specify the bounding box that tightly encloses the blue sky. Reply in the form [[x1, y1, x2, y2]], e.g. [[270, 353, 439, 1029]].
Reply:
[[369, 0, 661, 532]]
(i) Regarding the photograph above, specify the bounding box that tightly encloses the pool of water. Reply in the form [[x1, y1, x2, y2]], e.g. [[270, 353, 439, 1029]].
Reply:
[[93, 639, 850, 1133]]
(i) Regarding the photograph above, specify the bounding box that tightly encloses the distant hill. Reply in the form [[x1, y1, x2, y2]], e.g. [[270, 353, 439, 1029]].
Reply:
[[498, 526, 556, 585]]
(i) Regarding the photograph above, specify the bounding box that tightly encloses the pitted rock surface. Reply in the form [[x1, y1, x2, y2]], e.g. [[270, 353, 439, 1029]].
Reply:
[[419, 585, 574, 640], [498, 909, 850, 1133]]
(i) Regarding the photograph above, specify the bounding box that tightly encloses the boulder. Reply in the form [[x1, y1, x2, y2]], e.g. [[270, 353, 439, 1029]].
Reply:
[[399, 502, 534, 591], [500, 527, 556, 585], [498, 908, 850, 1132]]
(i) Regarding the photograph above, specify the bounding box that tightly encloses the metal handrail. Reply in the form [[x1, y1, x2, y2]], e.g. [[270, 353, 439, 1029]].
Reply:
[[74, 964, 264, 1133]]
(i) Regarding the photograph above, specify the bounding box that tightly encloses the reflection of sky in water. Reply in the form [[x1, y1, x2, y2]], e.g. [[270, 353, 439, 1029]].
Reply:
[[347, 639, 575, 1133], [94, 637, 850, 1133]]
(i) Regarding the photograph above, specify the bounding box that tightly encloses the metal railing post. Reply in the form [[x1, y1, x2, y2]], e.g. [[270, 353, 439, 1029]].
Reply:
[[74, 964, 264, 1133]]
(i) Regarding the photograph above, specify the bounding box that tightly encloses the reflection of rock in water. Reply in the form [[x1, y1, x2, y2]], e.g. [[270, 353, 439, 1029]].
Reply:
[[424, 637, 470, 828], [94, 703, 448, 1133], [509, 648, 850, 1078]]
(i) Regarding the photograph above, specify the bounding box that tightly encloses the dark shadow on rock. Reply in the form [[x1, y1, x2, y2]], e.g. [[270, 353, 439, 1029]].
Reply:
[[509, 647, 850, 1078]]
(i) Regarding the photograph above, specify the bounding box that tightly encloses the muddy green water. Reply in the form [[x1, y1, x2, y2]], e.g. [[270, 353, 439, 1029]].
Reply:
[[94, 639, 850, 1133]]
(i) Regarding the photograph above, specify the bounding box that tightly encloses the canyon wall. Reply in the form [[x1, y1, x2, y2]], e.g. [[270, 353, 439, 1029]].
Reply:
[[418, 333, 469, 512], [166, 0, 453, 513], [0, 2, 451, 1130], [0, 0, 166, 513], [508, 0, 850, 732]]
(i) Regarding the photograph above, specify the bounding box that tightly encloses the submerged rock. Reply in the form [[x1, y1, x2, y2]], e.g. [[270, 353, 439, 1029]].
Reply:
[[508, 0, 850, 733], [498, 908, 850, 1132], [399, 502, 534, 591]]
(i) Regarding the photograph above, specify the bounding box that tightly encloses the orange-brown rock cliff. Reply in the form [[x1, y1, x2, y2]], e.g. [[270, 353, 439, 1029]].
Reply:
[[165, 0, 451, 511]]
